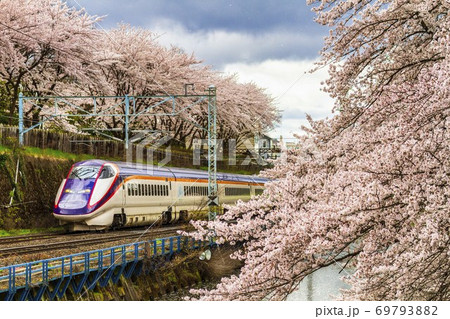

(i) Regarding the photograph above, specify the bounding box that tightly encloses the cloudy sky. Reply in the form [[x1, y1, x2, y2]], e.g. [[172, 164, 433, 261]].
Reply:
[[67, 0, 334, 140]]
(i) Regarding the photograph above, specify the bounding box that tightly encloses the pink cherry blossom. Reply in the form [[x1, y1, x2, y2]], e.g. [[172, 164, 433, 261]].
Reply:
[[188, 0, 450, 300]]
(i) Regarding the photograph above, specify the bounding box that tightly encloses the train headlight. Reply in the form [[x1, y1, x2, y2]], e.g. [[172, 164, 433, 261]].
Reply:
[[78, 189, 91, 194], [64, 189, 73, 193]]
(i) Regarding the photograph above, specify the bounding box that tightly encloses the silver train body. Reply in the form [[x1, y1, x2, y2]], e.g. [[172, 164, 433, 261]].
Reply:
[[53, 160, 267, 231]]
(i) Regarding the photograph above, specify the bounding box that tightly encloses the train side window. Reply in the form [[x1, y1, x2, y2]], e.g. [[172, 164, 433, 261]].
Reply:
[[127, 184, 131, 196], [145, 184, 148, 196], [151, 185, 154, 196], [225, 187, 250, 196]]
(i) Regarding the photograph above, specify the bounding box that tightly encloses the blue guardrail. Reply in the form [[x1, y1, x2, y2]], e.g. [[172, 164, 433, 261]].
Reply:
[[0, 235, 209, 301]]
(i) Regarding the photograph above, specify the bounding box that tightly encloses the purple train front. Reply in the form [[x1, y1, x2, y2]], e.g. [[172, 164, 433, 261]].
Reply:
[[54, 160, 267, 231]]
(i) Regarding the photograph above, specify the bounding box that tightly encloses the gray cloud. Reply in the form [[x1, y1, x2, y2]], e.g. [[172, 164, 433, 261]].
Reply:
[[68, 0, 322, 32], [150, 20, 325, 67], [67, 0, 327, 65]]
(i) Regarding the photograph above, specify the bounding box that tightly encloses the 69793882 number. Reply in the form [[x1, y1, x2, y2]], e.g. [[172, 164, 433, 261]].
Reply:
[[375, 305, 438, 316]]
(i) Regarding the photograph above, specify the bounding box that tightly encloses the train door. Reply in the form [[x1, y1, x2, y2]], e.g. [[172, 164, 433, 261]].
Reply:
[[113, 177, 127, 228], [122, 177, 127, 208]]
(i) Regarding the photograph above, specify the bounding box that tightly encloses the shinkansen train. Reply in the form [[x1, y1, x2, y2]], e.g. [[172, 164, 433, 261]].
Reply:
[[53, 160, 267, 231]]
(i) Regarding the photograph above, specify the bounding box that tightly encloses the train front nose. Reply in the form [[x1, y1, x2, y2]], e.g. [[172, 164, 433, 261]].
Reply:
[[54, 163, 118, 218], [56, 179, 94, 215]]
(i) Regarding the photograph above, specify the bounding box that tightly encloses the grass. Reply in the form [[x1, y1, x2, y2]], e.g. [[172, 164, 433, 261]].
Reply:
[[24, 146, 102, 161], [0, 226, 64, 237], [0, 144, 119, 162]]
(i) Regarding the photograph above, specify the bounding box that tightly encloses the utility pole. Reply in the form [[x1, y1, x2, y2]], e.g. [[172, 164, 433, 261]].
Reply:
[[207, 85, 218, 221]]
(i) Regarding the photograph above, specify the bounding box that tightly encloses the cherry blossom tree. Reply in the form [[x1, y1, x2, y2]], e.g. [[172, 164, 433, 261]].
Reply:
[[188, 0, 449, 300], [88, 24, 279, 147], [0, 0, 100, 125]]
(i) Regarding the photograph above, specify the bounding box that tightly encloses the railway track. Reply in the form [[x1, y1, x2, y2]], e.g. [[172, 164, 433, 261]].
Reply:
[[0, 232, 69, 245], [0, 225, 190, 258]]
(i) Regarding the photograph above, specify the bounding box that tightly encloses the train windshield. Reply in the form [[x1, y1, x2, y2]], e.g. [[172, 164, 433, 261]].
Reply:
[[68, 166, 101, 180]]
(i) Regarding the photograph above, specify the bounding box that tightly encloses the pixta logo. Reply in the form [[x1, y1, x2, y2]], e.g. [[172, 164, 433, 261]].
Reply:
[[126, 132, 172, 173]]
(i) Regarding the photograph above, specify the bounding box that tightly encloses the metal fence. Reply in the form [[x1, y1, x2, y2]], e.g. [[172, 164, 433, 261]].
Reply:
[[0, 235, 210, 301]]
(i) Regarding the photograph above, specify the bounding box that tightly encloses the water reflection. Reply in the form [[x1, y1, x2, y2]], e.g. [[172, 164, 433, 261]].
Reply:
[[287, 264, 351, 301]]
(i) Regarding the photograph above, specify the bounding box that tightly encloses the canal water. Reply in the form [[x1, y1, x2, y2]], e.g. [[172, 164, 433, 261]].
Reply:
[[287, 264, 351, 301]]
